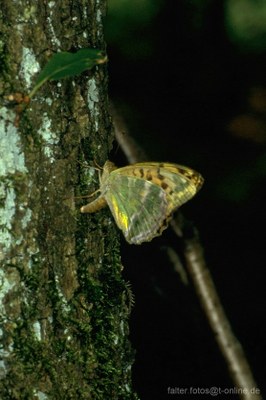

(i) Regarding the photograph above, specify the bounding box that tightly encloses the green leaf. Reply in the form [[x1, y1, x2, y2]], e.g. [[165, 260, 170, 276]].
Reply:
[[29, 48, 107, 98]]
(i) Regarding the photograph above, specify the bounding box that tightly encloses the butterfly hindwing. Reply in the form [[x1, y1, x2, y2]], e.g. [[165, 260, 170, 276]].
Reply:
[[104, 173, 169, 244]]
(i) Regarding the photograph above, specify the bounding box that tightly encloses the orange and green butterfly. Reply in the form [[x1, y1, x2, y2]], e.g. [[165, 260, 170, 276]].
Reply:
[[81, 161, 204, 244]]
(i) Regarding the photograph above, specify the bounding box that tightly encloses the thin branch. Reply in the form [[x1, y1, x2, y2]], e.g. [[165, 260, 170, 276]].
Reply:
[[184, 231, 261, 400], [162, 246, 189, 286], [110, 102, 148, 163], [111, 103, 262, 400]]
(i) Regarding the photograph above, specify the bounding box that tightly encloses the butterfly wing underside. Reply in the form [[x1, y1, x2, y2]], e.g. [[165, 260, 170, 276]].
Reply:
[[114, 163, 204, 215], [104, 173, 170, 244], [81, 161, 203, 245], [104, 163, 203, 244]]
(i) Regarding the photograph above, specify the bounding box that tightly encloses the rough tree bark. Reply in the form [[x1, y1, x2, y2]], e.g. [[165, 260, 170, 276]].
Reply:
[[0, 1, 137, 399]]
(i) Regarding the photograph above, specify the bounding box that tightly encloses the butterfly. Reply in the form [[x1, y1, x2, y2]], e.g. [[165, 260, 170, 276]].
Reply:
[[80, 161, 204, 244]]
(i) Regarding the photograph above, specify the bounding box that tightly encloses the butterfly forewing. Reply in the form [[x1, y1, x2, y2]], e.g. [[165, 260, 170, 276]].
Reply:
[[112, 162, 203, 215]]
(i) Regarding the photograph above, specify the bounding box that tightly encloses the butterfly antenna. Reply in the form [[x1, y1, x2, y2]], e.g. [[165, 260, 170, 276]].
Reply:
[[92, 159, 103, 171]]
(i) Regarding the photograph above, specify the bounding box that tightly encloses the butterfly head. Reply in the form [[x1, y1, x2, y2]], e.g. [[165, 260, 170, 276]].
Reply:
[[101, 160, 118, 185]]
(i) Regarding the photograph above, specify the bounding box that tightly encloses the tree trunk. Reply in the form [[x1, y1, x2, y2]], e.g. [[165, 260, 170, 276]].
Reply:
[[0, 1, 137, 398]]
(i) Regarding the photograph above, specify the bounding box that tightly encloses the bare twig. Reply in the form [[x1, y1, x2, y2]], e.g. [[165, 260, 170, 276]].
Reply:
[[184, 232, 261, 400], [162, 246, 189, 285], [110, 102, 148, 163], [111, 103, 262, 399]]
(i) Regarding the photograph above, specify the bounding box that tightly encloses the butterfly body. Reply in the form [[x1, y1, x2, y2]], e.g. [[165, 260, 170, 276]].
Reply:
[[81, 161, 204, 244]]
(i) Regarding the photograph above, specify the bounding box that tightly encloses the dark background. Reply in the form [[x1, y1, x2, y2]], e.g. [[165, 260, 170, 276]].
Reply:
[[104, 1, 266, 399]]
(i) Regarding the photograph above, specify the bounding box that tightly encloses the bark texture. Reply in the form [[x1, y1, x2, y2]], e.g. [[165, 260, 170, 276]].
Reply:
[[0, 1, 136, 399]]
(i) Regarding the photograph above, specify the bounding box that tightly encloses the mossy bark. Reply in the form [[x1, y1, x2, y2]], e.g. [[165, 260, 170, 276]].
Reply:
[[0, 1, 137, 399]]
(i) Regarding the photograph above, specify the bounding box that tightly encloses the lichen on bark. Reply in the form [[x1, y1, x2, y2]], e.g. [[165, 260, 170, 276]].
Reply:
[[0, 1, 137, 399]]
